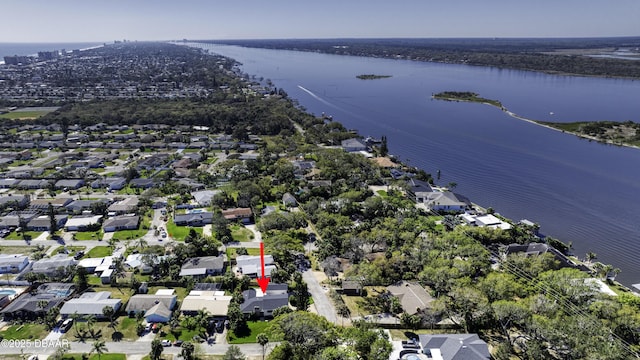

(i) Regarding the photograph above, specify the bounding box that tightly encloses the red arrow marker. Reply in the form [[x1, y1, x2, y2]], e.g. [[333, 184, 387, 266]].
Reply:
[[257, 242, 270, 293]]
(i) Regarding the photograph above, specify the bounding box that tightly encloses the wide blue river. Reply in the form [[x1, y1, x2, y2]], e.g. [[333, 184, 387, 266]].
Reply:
[[191, 43, 640, 286]]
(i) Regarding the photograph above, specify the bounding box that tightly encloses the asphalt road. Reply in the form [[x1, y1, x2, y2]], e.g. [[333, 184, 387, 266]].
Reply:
[[302, 269, 337, 324]]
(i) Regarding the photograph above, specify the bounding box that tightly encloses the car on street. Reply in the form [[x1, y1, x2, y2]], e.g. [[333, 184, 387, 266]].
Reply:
[[173, 340, 184, 347], [161, 339, 172, 347]]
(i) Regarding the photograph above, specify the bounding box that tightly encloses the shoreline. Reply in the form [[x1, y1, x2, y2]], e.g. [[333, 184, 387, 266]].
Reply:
[[433, 95, 640, 151]]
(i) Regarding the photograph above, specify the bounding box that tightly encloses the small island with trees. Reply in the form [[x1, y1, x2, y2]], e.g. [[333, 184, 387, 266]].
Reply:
[[434, 91, 640, 149], [356, 74, 392, 80], [433, 91, 503, 108]]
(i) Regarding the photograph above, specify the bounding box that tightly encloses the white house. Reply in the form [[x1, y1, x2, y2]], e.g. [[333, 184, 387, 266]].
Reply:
[[0, 254, 29, 274], [236, 255, 276, 278], [65, 215, 102, 231]]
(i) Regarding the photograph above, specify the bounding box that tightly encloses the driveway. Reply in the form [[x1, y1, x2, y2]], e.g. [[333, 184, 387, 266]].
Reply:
[[302, 269, 337, 324]]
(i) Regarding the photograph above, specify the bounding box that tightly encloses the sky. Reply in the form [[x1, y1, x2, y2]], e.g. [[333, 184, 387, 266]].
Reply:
[[1, 0, 639, 43]]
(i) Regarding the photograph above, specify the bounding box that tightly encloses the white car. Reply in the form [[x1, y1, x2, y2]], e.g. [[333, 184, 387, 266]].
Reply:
[[161, 339, 172, 347]]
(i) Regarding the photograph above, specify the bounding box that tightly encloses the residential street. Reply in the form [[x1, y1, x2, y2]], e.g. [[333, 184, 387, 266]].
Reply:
[[302, 269, 337, 324]]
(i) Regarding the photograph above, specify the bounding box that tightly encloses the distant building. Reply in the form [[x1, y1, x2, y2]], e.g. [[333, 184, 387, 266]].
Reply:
[[418, 333, 490, 360]]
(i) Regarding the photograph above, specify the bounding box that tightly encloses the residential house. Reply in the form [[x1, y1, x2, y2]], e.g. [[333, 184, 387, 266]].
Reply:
[[107, 197, 139, 215], [130, 178, 155, 188], [124, 253, 158, 274], [192, 190, 221, 207], [17, 179, 50, 190], [418, 333, 490, 360], [504, 242, 576, 268], [54, 179, 85, 190], [341, 138, 367, 152], [180, 290, 232, 318], [78, 257, 106, 273], [221, 208, 253, 224], [65, 215, 102, 231], [102, 215, 139, 232], [125, 292, 177, 322], [91, 177, 126, 190], [282, 193, 297, 208], [406, 178, 434, 203], [59, 291, 122, 319], [173, 212, 214, 227], [0, 211, 39, 229], [341, 280, 363, 296], [236, 255, 276, 278], [179, 255, 226, 278], [0, 179, 21, 189], [29, 198, 73, 212], [0, 195, 30, 210], [387, 281, 433, 315], [65, 199, 110, 214], [100, 269, 114, 284], [239, 288, 289, 318], [31, 255, 78, 278], [26, 215, 68, 231], [418, 191, 471, 213], [0, 283, 74, 320], [0, 254, 29, 274], [459, 213, 512, 230]]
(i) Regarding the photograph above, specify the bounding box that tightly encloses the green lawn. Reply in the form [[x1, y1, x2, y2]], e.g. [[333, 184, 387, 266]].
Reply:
[[226, 247, 261, 261], [227, 321, 270, 344], [86, 246, 113, 258], [111, 217, 150, 240], [54, 245, 86, 256], [161, 327, 204, 342], [230, 225, 253, 242], [62, 316, 139, 342], [3, 230, 42, 241], [0, 324, 48, 340], [0, 245, 34, 254], [0, 110, 50, 119], [72, 230, 103, 241], [166, 219, 202, 241]]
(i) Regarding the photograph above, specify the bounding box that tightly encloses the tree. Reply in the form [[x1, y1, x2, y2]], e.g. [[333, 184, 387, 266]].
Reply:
[[75, 266, 89, 291], [149, 339, 164, 360], [257, 333, 269, 360], [102, 306, 119, 330], [181, 341, 196, 360], [492, 300, 531, 345], [291, 271, 310, 311], [223, 345, 247, 360], [90, 340, 108, 360], [48, 202, 58, 234], [228, 302, 248, 336]]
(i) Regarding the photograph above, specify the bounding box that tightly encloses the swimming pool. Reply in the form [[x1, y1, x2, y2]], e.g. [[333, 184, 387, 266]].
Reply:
[[0, 289, 16, 296]]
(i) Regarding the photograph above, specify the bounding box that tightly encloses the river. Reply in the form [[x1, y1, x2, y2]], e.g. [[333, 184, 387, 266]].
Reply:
[[202, 43, 640, 285]]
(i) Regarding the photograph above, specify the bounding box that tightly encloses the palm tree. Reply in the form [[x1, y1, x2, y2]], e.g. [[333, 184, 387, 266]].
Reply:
[[585, 251, 597, 265], [257, 333, 269, 360], [150, 339, 164, 360], [90, 340, 108, 360], [70, 311, 81, 335], [84, 314, 96, 332]]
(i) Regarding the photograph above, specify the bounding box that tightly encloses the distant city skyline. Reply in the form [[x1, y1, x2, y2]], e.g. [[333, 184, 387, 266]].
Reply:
[[1, 0, 639, 43]]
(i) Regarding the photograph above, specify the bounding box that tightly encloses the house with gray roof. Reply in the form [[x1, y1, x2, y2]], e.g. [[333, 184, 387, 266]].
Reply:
[[0, 283, 74, 320], [107, 197, 138, 215], [31, 254, 78, 278], [387, 281, 433, 315], [65, 199, 110, 214], [65, 215, 102, 231], [418, 333, 490, 360], [54, 179, 85, 190], [102, 215, 139, 232], [0, 211, 39, 229], [130, 178, 156, 188], [179, 255, 226, 278], [174, 212, 214, 227], [341, 138, 367, 152], [125, 293, 177, 320], [27, 215, 68, 231], [0, 254, 29, 274], [91, 177, 126, 190], [192, 190, 221, 206], [29, 198, 73, 211], [17, 179, 51, 190], [59, 291, 121, 319], [240, 288, 289, 318], [0, 195, 29, 210], [0, 179, 21, 188]]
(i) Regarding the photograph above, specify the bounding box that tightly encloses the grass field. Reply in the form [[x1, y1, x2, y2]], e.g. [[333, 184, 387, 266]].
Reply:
[[86, 246, 113, 258], [0, 324, 49, 340], [72, 230, 103, 241], [227, 321, 270, 344], [166, 219, 202, 241], [231, 225, 253, 242], [0, 245, 36, 254], [0, 110, 51, 120], [3, 230, 43, 241]]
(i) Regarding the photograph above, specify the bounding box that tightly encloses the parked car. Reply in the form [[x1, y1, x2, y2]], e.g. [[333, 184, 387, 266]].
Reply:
[[173, 340, 184, 347], [161, 339, 172, 347], [60, 319, 73, 333]]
